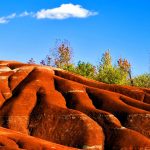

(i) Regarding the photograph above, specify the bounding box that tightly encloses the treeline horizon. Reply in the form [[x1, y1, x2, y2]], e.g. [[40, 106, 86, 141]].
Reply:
[[28, 39, 150, 88]]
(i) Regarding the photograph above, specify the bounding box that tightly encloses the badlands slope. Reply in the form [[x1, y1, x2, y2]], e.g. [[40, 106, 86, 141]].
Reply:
[[0, 60, 149, 150]]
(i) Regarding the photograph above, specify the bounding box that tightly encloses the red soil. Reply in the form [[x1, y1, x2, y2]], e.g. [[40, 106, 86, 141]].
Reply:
[[0, 60, 149, 150]]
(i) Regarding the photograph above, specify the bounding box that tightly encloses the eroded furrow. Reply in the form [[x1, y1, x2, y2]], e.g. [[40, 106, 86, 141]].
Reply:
[[54, 69, 149, 102], [0, 61, 149, 150], [54, 75, 150, 149]]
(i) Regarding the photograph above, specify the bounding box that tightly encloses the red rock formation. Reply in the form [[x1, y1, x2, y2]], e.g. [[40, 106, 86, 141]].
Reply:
[[0, 60, 149, 150]]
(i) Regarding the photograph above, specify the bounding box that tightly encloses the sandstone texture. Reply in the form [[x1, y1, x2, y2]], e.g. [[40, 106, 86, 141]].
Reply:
[[0, 60, 149, 150]]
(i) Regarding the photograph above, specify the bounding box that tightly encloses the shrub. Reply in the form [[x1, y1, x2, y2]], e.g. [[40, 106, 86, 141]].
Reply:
[[133, 73, 150, 88]]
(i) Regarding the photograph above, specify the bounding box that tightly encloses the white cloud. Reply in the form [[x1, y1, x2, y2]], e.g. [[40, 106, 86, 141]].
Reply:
[[35, 3, 98, 19], [0, 4, 98, 24], [0, 13, 16, 24]]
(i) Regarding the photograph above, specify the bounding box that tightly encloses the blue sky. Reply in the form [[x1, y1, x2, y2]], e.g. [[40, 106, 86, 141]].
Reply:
[[0, 0, 150, 76]]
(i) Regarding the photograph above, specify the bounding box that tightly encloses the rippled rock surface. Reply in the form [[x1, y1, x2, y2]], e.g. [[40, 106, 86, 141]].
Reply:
[[0, 60, 149, 150]]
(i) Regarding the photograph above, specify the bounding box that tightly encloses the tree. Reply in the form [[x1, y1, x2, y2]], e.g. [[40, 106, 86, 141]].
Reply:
[[97, 50, 129, 84], [117, 58, 133, 86], [40, 55, 51, 66], [133, 73, 150, 88], [63, 63, 76, 72], [39, 39, 73, 69], [53, 39, 73, 69], [75, 61, 96, 79], [27, 58, 36, 64], [97, 50, 114, 84], [100, 50, 112, 67]]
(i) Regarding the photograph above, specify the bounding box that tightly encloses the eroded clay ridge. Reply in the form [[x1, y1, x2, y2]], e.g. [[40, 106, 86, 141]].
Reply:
[[0, 60, 150, 150]]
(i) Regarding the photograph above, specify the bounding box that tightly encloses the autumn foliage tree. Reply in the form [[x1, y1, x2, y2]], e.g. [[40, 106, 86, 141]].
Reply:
[[40, 39, 73, 70], [117, 58, 133, 86], [54, 40, 72, 68]]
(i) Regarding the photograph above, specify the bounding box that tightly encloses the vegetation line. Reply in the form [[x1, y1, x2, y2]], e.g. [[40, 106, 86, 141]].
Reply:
[[28, 39, 150, 88]]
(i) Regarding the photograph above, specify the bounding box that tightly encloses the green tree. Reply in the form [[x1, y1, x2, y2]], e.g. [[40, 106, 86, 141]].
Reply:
[[97, 50, 128, 84], [133, 73, 150, 88], [63, 63, 76, 72], [75, 61, 96, 79]]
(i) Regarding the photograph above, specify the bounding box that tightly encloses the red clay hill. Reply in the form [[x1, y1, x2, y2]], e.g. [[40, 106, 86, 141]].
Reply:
[[0, 60, 149, 150]]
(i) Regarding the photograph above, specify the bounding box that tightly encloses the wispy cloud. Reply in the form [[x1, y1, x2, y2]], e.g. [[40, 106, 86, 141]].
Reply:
[[19, 11, 33, 17], [7, 13, 16, 19], [35, 4, 98, 19], [0, 17, 8, 24], [0, 13, 16, 24], [0, 3, 98, 24]]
